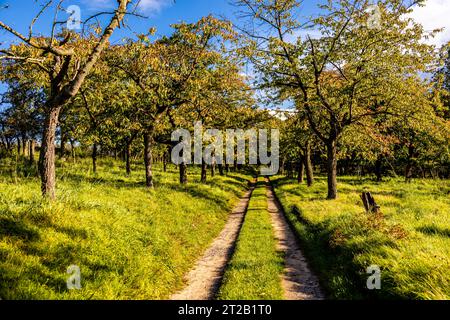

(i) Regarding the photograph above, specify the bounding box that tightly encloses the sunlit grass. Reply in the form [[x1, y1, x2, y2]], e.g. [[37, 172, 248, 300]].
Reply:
[[218, 178, 284, 300], [272, 176, 450, 300], [0, 158, 250, 300]]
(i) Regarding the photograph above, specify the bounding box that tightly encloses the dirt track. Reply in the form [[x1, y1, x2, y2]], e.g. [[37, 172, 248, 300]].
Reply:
[[170, 182, 255, 300], [266, 179, 325, 300], [171, 178, 324, 300]]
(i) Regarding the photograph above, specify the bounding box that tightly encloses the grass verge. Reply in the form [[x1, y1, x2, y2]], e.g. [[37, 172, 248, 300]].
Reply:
[[0, 158, 250, 299], [272, 176, 450, 300]]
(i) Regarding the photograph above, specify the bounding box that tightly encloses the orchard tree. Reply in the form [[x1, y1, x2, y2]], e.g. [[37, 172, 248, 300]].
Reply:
[[0, 0, 133, 199], [0, 80, 44, 161], [235, 0, 438, 199], [109, 16, 237, 187], [278, 110, 317, 185]]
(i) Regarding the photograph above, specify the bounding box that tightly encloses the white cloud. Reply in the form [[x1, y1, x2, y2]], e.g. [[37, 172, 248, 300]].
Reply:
[[84, 0, 172, 14], [285, 29, 322, 44], [137, 0, 172, 13], [408, 0, 450, 47]]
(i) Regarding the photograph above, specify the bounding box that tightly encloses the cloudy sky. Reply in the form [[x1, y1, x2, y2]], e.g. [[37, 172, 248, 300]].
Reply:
[[408, 0, 450, 46]]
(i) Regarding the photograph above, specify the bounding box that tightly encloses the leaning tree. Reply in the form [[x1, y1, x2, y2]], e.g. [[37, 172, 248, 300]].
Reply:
[[0, 0, 133, 199]]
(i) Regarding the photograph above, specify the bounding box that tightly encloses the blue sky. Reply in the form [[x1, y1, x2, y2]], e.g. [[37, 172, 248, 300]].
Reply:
[[1, 0, 449, 107], [0, 0, 316, 109], [0, 0, 316, 44], [0, 1, 266, 96]]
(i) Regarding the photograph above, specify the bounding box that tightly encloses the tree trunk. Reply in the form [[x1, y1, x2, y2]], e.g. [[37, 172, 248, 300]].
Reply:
[[375, 156, 383, 182], [125, 139, 131, 176], [297, 156, 305, 184], [211, 159, 216, 178], [60, 132, 67, 158], [201, 161, 207, 183], [70, 139, 76, 162], [225, 163, 229, 174], [92, 143, 98, 174], [218, 164, 224, 176], [180, 162, 188, 184], [405, 144, 415, 183], [22, 136, 27, 156], [326, 140, 338, 200], [143, 132, 154, 188], [17, 138, 21, 156], [39, 107, 62, 200], [29, 139, 35, 164], [304, 142, 314, 187], [163, 149, 168, 173]]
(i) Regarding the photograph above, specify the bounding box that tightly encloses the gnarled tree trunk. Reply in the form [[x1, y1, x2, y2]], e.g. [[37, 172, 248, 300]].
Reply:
[[326, 140, 338, 200], [143, 132, 154, 188], [38, 107, 62, 200]]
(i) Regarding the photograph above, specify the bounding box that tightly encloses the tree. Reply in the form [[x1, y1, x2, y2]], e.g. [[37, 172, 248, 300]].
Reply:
[[0, 0, 133, 199], [109, 16, 237, 187], [0, 80, 44, 162], [235, 0, 437, 199]]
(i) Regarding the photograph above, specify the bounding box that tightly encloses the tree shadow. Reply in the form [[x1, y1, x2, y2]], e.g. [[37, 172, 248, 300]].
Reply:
[[164, 182, 233, 208], [0, 217, 40, 242], [416, 225, 450, 238]]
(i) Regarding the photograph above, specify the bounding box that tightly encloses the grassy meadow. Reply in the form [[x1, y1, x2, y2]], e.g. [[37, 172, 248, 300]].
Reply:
[[272, 176, 450, 300], [217, 178, 284, 300], [0, 157, 250, 299]]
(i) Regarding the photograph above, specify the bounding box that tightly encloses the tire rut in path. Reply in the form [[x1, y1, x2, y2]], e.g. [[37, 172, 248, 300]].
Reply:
[[170, 181, 255, 300], [265, 178, 325, 300]]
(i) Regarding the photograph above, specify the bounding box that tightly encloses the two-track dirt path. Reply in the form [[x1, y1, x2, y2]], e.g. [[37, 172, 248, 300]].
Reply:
[[265, 178, 325, 300], [170, 181, 256, 300], [171, 177, 325, 300]]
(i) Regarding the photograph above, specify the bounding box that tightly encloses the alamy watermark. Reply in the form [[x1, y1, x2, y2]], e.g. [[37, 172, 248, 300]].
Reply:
[[366, 3, 382, 29], [171, 121, 280, 175], [366, 265, 381, 290], [66, 5, 81, 30], [67, 265, 81, 290]]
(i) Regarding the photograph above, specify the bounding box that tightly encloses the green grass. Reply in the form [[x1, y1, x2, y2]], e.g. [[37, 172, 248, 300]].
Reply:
[[272, 176, 450, 300], [0, 157, 250, 300], [217, 178, 284, 300]]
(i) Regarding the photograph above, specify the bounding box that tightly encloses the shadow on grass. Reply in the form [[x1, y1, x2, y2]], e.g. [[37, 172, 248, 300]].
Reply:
[[416, 225, 450, 238], [0, 217, 40, 242], [0, 213, 85, 299], [60, 172, 146, 189]]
